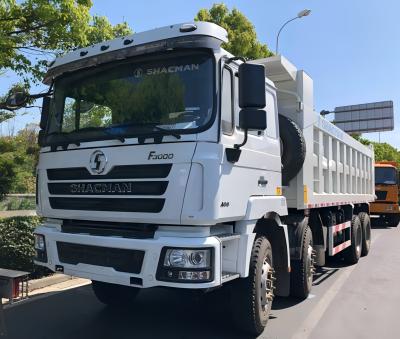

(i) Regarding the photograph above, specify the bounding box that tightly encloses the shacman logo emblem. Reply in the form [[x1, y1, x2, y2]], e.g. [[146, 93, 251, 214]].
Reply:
[[133, 68, 143, 78], [89, 150, 107, 174]]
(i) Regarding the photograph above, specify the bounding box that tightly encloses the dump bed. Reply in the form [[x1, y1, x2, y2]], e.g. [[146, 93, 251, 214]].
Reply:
[[254, 56, 375, 209]]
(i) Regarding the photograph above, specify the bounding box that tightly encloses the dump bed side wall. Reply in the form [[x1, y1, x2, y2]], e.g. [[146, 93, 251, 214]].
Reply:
[[253, 56, 375, 209], [291, 113, 375, 209]]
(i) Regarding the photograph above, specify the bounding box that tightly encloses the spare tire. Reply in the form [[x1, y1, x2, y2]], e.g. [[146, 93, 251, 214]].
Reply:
[[279, 115, 306, 185]]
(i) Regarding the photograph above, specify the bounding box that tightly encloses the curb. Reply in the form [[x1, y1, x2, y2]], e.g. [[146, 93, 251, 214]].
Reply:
[[28, 274, 74, 292]]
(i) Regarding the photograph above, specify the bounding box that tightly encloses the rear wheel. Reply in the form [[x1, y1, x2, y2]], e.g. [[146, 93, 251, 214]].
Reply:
[[230, 236, 275, 336], [92, 281, 140, 307], [359, 212, 371, 256], [343, 215, 362, 265], [388, 214, 400, 227], [290, 226, 314, 299]]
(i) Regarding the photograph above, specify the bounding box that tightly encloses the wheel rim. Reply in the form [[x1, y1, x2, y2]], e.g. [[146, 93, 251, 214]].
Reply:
[[260, 258, 274, 308], [356, 224, 362, 256]]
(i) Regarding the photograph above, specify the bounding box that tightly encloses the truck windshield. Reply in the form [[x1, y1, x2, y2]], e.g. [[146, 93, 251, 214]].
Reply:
[[375, 167, 398, 185], [46, 52, 214, 144]]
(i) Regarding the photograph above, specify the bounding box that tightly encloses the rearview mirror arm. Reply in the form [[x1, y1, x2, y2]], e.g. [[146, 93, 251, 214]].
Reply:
[[234, 129, 248, 149]]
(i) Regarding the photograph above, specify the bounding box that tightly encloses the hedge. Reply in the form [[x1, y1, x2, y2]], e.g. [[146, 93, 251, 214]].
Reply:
[[0, 216, 51, 278]]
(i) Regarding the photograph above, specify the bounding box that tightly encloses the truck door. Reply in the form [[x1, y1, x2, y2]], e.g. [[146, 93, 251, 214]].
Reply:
[[219, 63, 281, 200]]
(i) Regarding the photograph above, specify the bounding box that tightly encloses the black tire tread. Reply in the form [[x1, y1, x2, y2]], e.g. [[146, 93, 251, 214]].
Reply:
[[290, 226, 313, 299], [342, 215, 362, 265], [359, 212, 371, 256], [230, 236, 273, 336], [279, 115, 306, 185]]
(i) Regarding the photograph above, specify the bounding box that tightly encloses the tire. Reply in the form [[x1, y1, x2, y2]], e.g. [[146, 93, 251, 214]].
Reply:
[[279, 115, 306, 185], [290, 226, 314, 299], [92, 281, 140, 307], [230, 236, 274, 336], [359, 212, 371, 256], [342, 215, 362, 265], [388, 214, 400, 227]]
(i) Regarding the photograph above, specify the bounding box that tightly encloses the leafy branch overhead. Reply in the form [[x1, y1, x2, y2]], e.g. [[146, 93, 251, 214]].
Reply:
[[195, 3, 273, 59], [0, 0, 132, 85]]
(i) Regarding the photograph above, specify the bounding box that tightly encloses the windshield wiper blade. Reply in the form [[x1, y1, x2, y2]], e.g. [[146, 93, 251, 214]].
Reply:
[[77, 126, 126, 143], [46, 132, 80, 148], [152, 126, 181, 139]]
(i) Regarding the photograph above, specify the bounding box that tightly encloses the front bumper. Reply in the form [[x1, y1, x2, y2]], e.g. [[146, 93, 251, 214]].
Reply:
[[34, 221, 221, 289], [370, 203, 400, 215]]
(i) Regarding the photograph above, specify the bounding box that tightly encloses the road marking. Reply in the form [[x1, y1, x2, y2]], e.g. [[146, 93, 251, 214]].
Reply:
[[291, 233, 381, 339]]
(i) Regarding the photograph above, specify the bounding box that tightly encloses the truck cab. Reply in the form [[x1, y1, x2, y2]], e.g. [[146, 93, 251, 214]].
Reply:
[[370, 161, 400, 226]]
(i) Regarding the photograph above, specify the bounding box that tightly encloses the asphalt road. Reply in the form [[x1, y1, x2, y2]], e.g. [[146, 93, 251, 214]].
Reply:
[[3, 222, 399, 339]]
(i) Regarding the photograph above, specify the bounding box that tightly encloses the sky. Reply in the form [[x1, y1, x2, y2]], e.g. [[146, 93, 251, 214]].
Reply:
[[1, 0, 400, 147]]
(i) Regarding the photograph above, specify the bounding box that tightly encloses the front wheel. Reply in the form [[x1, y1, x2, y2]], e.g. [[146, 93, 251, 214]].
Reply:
[[230, 236, 275, 336], [92, 281, 140, 307]]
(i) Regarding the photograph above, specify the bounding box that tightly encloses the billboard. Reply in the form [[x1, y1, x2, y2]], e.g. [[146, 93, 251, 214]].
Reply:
[[333, 101, 394, 133]]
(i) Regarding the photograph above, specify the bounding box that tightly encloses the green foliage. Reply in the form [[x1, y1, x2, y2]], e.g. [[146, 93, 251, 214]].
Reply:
[[0, 216, 49, 277], [195, 3, 273, 59], [0, 153, 15, 198], [0, 126, 39, 195], [353, 135, 400, 166], [0, 0, 132, 85], [0, 196, 36, 211]]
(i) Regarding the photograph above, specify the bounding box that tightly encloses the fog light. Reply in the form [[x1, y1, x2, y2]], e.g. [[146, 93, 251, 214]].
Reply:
[[34, 234, 45, 251], [178, 271, 210, 281]]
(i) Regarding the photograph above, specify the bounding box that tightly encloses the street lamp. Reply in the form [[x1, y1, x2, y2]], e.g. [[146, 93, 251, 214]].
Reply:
[[275, 9, 311, 55]]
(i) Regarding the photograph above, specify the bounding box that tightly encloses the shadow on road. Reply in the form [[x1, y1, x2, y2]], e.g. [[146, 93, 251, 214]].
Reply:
[[4, 285, 259, 339]]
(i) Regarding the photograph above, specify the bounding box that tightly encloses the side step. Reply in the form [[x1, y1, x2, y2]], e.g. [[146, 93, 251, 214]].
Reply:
[[222, 271, 240, 283], [216, 233, 240, 242], [217, 233, 241, 283]]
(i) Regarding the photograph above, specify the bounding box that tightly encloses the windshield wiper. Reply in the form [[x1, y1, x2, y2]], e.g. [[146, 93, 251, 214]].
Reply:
[[46, 132, 81, 148], [77, 126, 126, 143], [152, 126, 181, 139], [109, 122, 181, 140]]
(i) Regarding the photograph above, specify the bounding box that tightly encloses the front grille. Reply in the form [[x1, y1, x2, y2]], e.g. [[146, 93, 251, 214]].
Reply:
[[47, 164, 172, 213], [61, 220, 157, 239], [57, 242, 144, 274], [49, 197, 165, 213], [376, 191, 388, 201], [48, 181, 168, 196], [47, 164, 172, 180]]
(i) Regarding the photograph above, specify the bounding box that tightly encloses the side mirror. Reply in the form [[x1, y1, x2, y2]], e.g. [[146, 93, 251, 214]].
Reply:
[[38, 130, 46, 146], [238, 63, 266, 108], [239, 109, 266, 131], [40, 97, 51, 130], [5, 91, 29, 109]]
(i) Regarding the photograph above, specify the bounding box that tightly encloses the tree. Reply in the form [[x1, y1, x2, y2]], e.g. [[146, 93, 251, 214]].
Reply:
[[195, 3, 273, 59], [353, 135, 400, 166], [0, 0, 132, 84], [0, 0, 132, 122]]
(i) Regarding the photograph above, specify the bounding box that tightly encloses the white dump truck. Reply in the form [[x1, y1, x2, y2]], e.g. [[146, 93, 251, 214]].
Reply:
[[32, 22, 374, 335]]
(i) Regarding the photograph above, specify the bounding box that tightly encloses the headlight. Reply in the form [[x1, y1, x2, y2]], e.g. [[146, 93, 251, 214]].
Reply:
[[157, 247, 213, 283], [34, 234, 45, 251], [164, 248, 210, 268], [34, 234, 47, 263]]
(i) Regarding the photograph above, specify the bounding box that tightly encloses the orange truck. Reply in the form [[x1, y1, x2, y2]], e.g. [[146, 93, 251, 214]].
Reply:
[[370, 161, 400, 226]]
